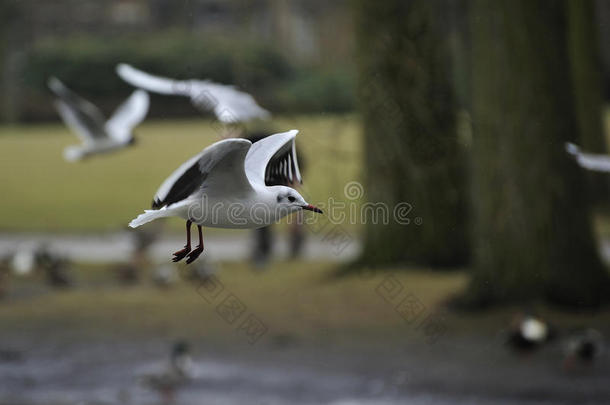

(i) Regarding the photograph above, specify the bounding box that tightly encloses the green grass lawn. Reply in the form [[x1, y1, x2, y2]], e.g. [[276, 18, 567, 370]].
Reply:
[[0, 115, 361, 232], [4, 108, 610, 234]]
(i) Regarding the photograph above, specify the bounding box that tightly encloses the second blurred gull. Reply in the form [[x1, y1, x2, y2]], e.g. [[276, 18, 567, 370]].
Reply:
[[116, 63, 270, 123], [48, 77, 149, 161]]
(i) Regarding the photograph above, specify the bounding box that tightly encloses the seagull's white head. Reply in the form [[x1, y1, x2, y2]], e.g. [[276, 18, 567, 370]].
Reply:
[[271, 186, 323, 214]]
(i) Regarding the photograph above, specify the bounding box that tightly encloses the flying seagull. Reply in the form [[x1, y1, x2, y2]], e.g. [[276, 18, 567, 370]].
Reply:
[[565, 142, 610, 172], [48, 77, 149, 161], [129, 130, 322, 264], [116, 63, 270, 124]]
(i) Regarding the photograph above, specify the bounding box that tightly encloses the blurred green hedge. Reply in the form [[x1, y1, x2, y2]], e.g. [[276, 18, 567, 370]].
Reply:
[[20, 31, 355, 121]]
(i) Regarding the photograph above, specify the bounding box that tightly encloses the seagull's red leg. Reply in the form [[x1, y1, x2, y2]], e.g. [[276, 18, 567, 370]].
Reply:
[[172, 220, 192, 262], [186, 225, 204, 264]]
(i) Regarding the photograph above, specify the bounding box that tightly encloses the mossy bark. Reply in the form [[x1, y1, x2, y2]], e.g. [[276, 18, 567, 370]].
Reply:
[[355, 0, 469, 268], [466, 0, 610, 308], [567, 0, 609, 204], [0, 1, 23, 123]]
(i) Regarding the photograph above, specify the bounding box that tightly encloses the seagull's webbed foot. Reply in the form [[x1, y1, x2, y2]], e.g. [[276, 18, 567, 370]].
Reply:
[[172, 245, 191, 262], [185, 245, 204, 264], [186, 225, 204, 264]]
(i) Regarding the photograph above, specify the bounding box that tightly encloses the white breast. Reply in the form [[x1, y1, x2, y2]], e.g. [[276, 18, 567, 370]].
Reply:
[[179, 190, 293, 229]]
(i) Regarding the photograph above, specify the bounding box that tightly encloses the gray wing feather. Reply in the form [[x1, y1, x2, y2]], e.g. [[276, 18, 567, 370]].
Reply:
[[105, 90, 149, 143], [48, 77, 108, 142], [153, 139, 253, 208], [245, 130, 302, 187]]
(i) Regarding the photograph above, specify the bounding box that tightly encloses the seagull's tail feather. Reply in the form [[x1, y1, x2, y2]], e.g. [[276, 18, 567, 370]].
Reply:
[[129, 208, 174, 228]]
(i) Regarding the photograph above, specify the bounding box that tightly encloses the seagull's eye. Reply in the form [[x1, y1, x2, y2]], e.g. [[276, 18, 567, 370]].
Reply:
[[288, 196, 296, 203]]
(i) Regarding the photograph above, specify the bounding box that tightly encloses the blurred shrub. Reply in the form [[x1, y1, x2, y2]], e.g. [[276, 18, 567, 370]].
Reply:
[[20, 31, 354, 121], [274, 67, 356, 114]]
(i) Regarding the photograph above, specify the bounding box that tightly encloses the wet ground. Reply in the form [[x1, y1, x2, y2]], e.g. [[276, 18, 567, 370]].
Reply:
[[1, 233, 609, 404], [1, 332, 608, 405]]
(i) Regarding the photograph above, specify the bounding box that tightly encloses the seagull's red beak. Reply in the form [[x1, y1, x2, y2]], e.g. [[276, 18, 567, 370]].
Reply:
[[302, 204, 323, 214]]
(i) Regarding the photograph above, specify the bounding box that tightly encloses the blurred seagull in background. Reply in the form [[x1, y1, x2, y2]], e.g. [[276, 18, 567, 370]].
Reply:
[[565, 142, 610, 172], [116, 63, 270, 124], [129, 130, 322, 264], [562, 328, 605, 371], [48, 77, 149, 161], [10, 244, 37, 276], [506, 314, 554, 353]]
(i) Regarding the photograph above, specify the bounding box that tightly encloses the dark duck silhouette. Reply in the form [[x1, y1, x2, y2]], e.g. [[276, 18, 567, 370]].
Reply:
[[139, 341, 194, 404]]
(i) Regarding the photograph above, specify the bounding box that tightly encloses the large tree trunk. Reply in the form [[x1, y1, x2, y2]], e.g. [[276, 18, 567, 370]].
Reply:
[[0, 1, 24, 123], [355, 0, 469, 267], [466, 0, 610, 308], [567, 0, 609, 204]]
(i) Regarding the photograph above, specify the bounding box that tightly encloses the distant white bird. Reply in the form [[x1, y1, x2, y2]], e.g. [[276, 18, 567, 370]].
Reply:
[[506, 314, 554, 352], [520, 317, 548, 342], [129, 130, 322, 264], [565, 142, 610, 172], [10, 246, 36, 276], [116, 63, 270, 124], [48, 77, 149, 161]]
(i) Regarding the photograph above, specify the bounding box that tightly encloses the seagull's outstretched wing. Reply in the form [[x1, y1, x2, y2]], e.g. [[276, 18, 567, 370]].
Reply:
[[116, 63, 270, 123], [153, 138, 253, 209], [565, 142, 610, 172], [190, 81, 270, 123], [116, 64, 188, 96], [48, 77, 108, 143], [245, 130, 302, 187], [105, 90, 149, 143]]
